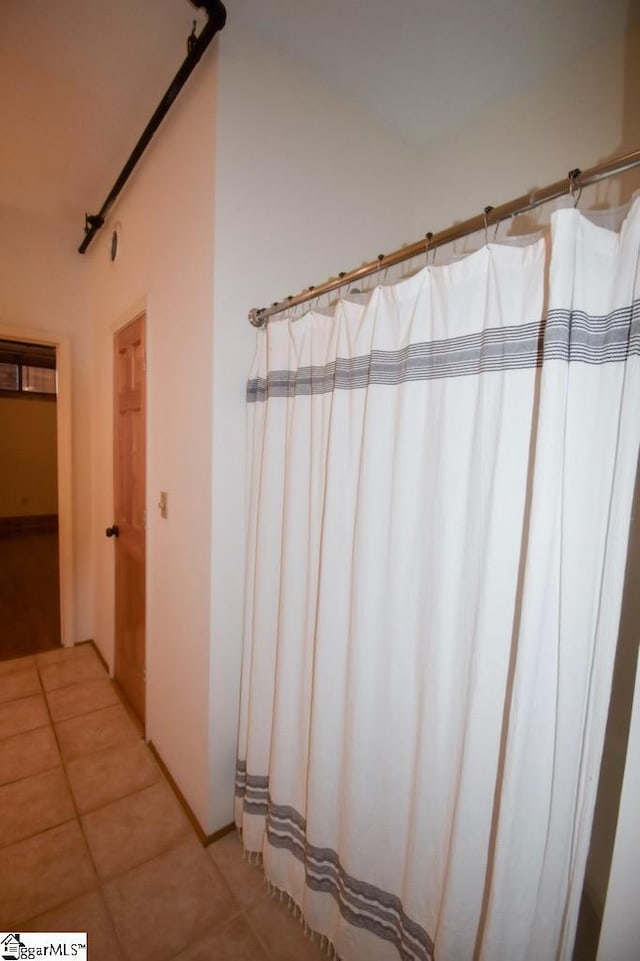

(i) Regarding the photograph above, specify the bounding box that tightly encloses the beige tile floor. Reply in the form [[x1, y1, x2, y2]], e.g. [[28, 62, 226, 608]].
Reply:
[[0, 644, 326, 961]]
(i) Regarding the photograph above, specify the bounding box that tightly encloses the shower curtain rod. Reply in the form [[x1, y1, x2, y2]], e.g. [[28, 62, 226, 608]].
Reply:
[[248, 148, 640, 327]]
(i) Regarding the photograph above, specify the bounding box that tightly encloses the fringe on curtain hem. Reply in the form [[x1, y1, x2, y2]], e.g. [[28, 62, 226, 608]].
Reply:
[[238, 829, 344, 960], [265, 879, 345, 961]]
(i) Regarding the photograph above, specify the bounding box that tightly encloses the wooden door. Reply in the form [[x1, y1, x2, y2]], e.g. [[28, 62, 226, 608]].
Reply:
[[113, 314, 146, 724]]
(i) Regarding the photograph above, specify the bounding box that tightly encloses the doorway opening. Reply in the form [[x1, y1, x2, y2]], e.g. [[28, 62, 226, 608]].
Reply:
[[0, 339, 61, 660]]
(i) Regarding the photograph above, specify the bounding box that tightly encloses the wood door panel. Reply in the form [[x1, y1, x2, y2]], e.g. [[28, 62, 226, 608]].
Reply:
[[114, 315, 146, 725], [115, 548, 145, 701]]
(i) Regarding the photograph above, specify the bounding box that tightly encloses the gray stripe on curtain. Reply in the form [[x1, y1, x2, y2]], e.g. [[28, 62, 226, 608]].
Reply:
[[246, 301, 640, 402], [236, 762, 434, 961]]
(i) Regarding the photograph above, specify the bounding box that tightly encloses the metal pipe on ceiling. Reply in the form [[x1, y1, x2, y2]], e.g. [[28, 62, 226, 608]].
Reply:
[[78, 0, 227, 254], [248, 148, 640, 327]]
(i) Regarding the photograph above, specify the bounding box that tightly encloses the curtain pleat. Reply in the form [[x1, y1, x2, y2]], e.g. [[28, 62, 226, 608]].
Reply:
[[236, 199, 640, 961], [478, 201, 640, 961]]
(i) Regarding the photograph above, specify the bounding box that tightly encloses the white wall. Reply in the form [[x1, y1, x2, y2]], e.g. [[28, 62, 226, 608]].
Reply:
[[0, 207, 92, 641], [82, 11, 425, 834], [208, 19, 425, 829], [410, 26, 640, 239], [0, 396, 58, 516], [86, 42, 217, 830]]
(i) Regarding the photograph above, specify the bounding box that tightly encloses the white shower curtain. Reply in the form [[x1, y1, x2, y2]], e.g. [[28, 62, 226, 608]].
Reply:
[[479, 202, 640, 960], [236, 200, 640, 961]]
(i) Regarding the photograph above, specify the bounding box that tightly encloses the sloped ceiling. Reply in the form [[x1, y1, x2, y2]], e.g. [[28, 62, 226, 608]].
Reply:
[[0, 0, 630, 228], [232, 0, 629, 147], [0, 0, 207, 225]]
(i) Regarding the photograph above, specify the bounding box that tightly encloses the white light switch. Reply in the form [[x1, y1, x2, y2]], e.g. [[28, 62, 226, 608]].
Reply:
[[158, 491, 168, 519]]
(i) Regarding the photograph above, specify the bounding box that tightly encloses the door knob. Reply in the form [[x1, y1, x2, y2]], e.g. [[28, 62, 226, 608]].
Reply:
[[106, 525, 120, 538]]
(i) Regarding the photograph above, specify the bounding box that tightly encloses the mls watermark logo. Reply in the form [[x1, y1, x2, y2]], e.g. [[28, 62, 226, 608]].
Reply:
[[0, 935, 21, 960], [1, 934, 87, 960]]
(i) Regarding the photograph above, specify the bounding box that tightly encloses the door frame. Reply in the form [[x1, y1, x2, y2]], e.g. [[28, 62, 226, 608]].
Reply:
[[0, 322, 74, 647]]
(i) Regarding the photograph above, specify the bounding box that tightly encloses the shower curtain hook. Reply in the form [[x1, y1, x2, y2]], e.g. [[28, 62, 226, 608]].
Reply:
[[377, 254, 384, 286], [483, 206, 494, 246], [305, 287, 315, 318], [425, 232, 434, 268], [568, 168, 583, 208]]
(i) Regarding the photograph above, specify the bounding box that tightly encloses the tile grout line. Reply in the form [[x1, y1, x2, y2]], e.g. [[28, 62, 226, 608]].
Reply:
[[0, 753, 61, 790], [161, 839, 249, 956], [242, 903, 279, 961], [92, 831, 202, 886], [0, 685, 48, 710], [0, 719, 51, 746], [0, 684, 76, 851], [42, 656, 191, 833], [5, 651, 274, 959], [171, 905, 273, 961], [28, 653, 129, 959], [0, 817, 80, 861], [204, 843, 277, 961], [46, 688, 131, 725], [30, 651, 233, 959], [61, 756, 163, 818]]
